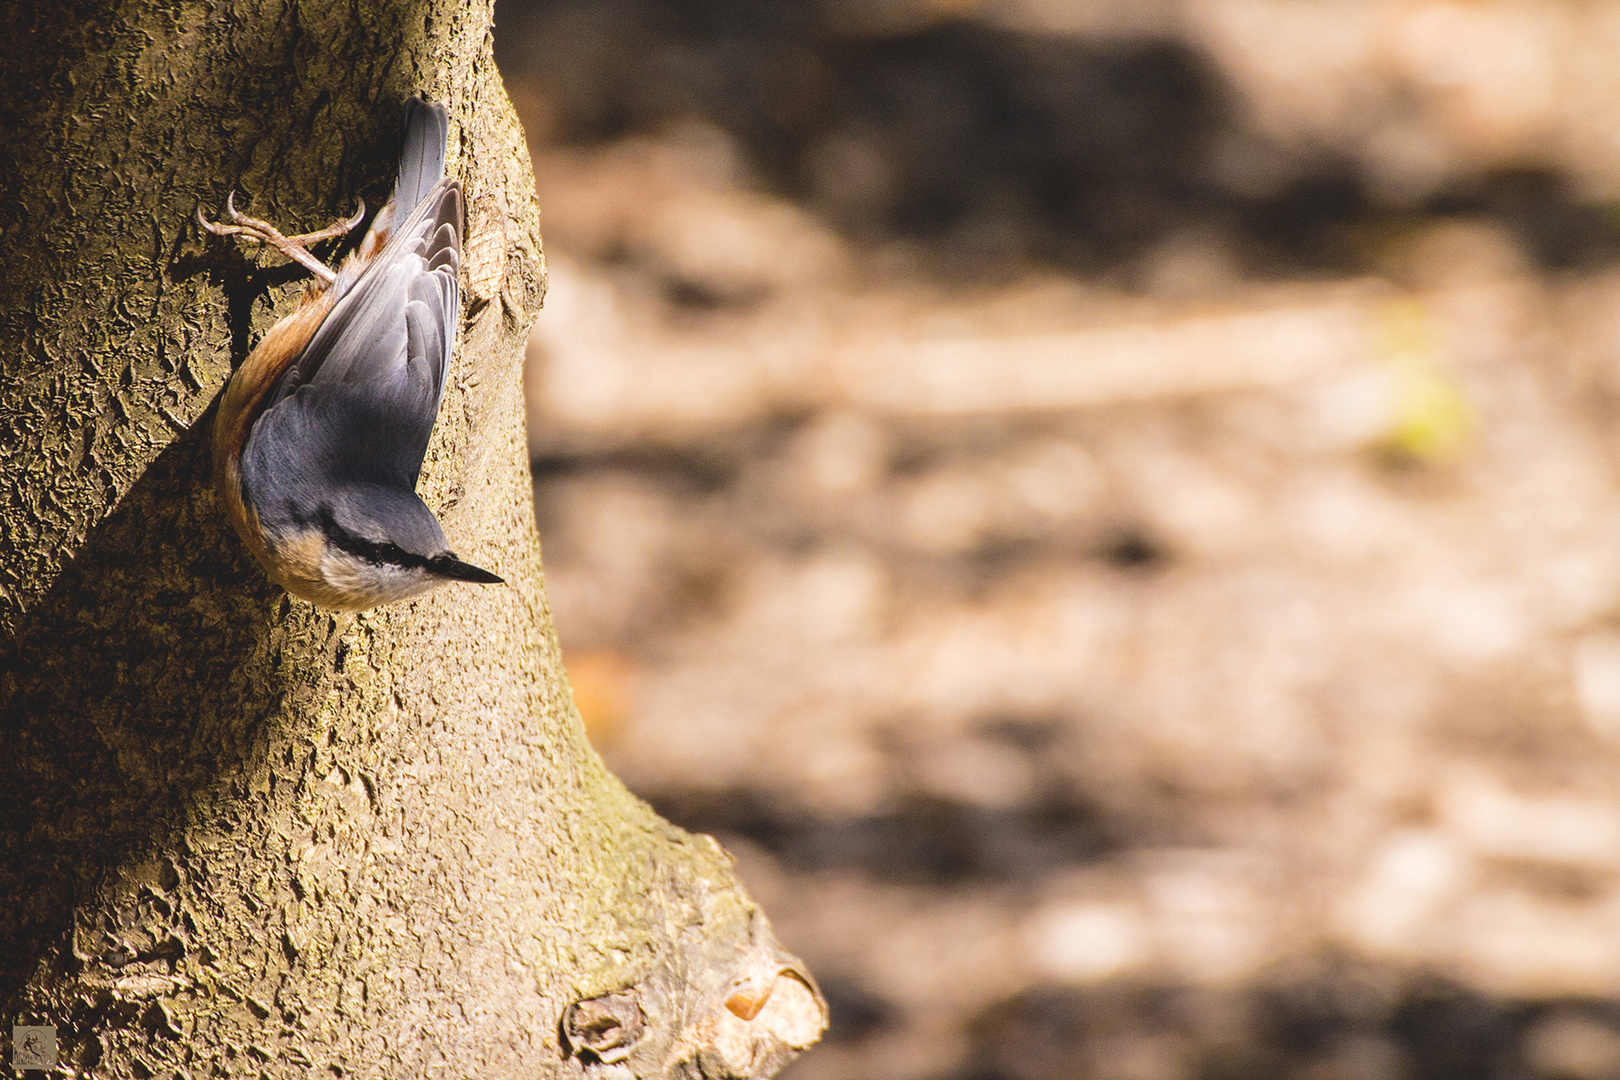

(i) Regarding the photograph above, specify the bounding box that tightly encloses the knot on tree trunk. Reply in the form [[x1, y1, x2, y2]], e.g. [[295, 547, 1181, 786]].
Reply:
[[563, 904, 826, 1079]]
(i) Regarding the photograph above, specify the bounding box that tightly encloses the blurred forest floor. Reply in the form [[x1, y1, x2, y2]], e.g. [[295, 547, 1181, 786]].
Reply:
[[496, 2, 1620, 1077]]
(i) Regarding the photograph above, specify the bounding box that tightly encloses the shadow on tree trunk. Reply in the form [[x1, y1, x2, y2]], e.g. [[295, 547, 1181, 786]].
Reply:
[[0, 412, 327, 1014]]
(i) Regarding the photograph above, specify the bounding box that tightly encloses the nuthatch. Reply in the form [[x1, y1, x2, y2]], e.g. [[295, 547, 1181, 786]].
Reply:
[[203, 96, 502, 611]]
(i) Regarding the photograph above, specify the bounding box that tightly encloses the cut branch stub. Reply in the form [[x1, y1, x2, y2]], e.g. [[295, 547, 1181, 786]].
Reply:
[[563, 991, 647, 1066], [560, 898, 827, 1080]]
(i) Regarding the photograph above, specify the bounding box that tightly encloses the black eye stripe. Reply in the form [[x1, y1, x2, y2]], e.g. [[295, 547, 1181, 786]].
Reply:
[[318, 505, 433, 571]]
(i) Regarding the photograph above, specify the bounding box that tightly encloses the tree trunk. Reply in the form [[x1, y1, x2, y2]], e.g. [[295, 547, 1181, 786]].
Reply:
[[0, 1, 824, 1077]]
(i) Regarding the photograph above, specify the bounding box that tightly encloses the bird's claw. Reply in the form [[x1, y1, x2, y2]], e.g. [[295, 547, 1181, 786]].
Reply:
[[195, 191, 344, 286], [282, 198, 366, 247], [196, 192, 242, 236]]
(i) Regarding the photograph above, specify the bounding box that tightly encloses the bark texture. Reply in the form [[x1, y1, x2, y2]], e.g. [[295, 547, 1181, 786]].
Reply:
[[0, 1, 825, 1076]]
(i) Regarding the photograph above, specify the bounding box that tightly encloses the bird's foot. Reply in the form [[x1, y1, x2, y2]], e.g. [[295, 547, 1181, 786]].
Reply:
[[197, 193, 366, 287]]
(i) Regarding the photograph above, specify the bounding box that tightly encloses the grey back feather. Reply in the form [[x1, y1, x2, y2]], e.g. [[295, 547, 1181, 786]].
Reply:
[[394, 97, 450, 216], [240, 97, 464, 555]]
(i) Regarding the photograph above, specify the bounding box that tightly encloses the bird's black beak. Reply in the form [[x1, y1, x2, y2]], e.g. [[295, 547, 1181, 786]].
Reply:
[[430, 554, 504, 584]]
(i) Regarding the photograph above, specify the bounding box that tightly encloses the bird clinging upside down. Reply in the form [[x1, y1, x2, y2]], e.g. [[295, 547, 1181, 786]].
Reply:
[[203, 95, 503, 611]]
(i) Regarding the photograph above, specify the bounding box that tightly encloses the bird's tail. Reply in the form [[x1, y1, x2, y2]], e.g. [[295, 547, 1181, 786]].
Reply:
[[394, 96, 449, 216]]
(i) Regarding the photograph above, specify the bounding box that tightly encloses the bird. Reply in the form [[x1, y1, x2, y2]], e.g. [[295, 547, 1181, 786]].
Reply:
[[202, 95, 503, 611]]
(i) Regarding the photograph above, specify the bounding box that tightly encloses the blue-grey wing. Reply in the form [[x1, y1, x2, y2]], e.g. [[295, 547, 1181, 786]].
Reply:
[[256, 180, 463, 490], [395, 96, 449, 216]]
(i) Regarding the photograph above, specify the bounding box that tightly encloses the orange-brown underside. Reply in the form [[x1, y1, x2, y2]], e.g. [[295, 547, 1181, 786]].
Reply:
[[211, 288, 337, 574]]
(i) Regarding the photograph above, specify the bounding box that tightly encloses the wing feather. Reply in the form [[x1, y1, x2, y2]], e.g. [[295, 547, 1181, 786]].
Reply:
[[250, 181, 463, 495]]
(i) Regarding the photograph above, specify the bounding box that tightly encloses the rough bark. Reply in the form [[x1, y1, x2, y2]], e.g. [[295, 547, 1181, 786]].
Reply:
[[0, 1, 825, 1077]]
